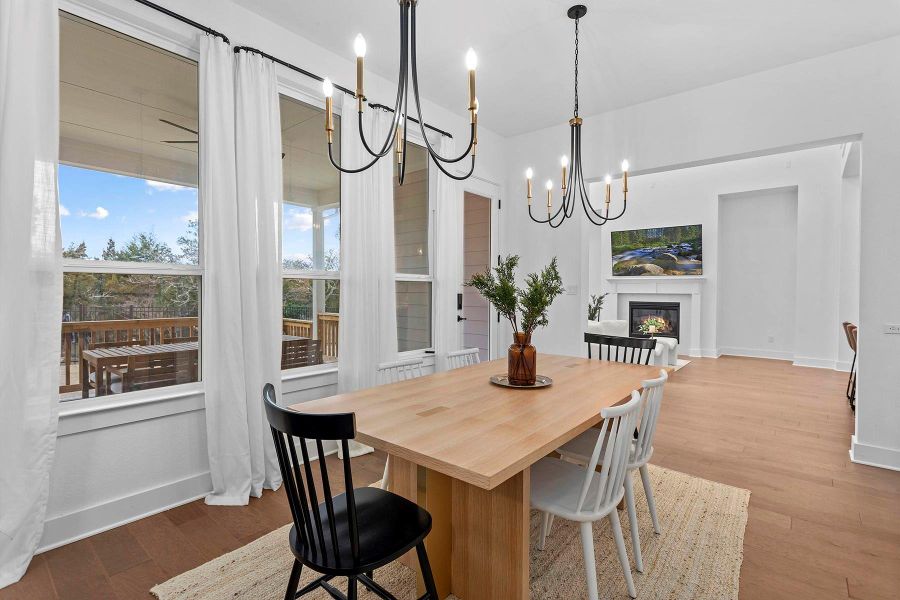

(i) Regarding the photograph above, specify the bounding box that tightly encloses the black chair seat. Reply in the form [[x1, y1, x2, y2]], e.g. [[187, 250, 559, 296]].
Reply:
[[289, 487, 432, 576]]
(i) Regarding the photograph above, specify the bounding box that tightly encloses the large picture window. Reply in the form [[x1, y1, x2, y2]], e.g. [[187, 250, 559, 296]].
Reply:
[[394, 143, 433, 352], [280, 94, 340, 369], [58, 13, 201, 400]]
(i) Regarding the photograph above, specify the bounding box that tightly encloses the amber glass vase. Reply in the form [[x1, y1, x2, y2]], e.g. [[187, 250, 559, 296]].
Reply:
[[508, 332, 537, 386]]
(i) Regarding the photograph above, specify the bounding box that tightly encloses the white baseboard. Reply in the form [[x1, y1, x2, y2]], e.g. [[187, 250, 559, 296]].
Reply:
[[850, 435, 900, 471], [718, 346, 794, 361], [38, 471, 213, 553], [702, 348, 721, 358], [834, 360, 852, 373], [792, 356, 838, 370]]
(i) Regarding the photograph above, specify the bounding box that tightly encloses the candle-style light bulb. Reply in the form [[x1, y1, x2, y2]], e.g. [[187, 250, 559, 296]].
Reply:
[[621, 159, 629, 194], [353, 34, 367, 58], [354, 35, 366, 108], [545, 179, 553, 191], [546, 179, 553, 210], [560, 155, 569, 191], [465, 48, 478, 71], [560, 156, 569, 167], [466, 48, 477, 112], [604, 174, 612, 185], [621, 159, 629, 172], [525, 168, 533, 203], [604, 174, 612, 204], [323, 78, 335, 143]]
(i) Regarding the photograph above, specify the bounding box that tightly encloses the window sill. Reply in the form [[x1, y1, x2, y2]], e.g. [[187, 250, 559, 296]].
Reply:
[[57, 382, 205, 436], [281, 363, 339, 383]]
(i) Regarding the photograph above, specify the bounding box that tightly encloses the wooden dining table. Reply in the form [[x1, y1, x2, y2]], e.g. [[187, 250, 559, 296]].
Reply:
[[293, 354, 664, 600]]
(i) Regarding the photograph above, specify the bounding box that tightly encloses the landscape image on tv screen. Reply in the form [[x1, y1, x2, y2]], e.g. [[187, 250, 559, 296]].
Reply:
[[611, 224, 703, 276]]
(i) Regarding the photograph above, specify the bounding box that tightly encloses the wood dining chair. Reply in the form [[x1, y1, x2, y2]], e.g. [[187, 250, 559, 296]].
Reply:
[[531, 390, 644, 599], [556, 370, 669, 574], [375, 358, 426, 491], [585, 332, 657, 365], [446, 348, 481, 369], [263, 384, 440, 600], [842, 322, 858, 410]]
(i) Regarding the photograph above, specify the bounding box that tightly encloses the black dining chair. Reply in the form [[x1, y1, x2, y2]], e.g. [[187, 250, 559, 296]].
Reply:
[[585, 332, 658, 365], [263, 384, 439, 600]]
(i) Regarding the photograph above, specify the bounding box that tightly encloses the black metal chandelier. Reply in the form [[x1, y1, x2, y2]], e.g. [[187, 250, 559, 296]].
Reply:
[[527, 5, 630, 228], [322, 0, 478, 184]]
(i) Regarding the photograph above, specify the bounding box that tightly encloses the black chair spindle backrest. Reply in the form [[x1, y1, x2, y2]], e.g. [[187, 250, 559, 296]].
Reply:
[[263, 383, 359, 567], [584, 333, 658, 365]]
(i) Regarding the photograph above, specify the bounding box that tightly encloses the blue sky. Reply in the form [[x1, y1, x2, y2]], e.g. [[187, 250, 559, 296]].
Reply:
[[60, 164, 339, 268], [59, 164, 197, 261]]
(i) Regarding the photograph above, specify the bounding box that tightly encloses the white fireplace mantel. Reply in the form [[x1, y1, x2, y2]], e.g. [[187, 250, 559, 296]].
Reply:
[[604, 276, 707, 356]]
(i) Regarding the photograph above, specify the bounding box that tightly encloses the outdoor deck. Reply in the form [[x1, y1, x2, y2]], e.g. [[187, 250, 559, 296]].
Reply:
[[59, 314, 339, 400]]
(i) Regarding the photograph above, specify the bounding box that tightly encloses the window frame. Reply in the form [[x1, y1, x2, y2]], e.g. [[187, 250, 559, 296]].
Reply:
[[58, 9, 204, 401], [278, 86, 343, 375], [395, 135, 436, 357]]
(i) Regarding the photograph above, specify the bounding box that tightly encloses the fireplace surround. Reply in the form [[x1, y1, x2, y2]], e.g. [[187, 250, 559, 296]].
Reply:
[[629, 301, 680, 341]]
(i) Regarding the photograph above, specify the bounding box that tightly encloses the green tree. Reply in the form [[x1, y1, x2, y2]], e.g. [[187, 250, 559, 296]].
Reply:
[[177, 219, 199, 264]]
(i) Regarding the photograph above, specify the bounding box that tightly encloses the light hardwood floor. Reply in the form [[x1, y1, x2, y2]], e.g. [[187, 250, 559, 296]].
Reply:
[[2, 356, 897, 599]]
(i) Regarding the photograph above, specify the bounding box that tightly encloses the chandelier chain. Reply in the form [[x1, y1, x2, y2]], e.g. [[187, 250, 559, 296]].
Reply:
[[574, 17, 579, 116]]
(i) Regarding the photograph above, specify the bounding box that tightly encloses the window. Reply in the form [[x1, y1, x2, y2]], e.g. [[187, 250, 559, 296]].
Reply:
[[58, 13, 201, 400], [394, 143, 433, 352], [280, 94, 340, 369]]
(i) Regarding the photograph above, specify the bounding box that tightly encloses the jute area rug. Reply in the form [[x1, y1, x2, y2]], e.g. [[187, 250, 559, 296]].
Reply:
[[152, 464, 749, 600]]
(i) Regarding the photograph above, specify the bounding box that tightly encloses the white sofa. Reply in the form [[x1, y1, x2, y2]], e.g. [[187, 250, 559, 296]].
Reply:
[[586, 319, 678, 367]]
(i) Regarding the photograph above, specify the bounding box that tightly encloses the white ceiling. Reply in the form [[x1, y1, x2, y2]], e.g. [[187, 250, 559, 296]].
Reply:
[[232, 0, 900, 137]]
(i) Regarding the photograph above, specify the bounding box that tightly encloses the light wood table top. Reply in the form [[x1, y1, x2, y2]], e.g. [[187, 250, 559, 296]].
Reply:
[[293, 354, 663, 490]]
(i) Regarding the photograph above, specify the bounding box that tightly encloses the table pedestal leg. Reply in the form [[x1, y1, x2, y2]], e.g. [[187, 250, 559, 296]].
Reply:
[[452, 469, 530, 600], [389, 455, 530, 600]]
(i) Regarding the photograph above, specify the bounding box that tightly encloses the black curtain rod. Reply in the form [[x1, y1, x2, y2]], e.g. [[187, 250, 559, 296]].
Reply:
[[233, 45, 452, 140], [133, 0, 229, 44]]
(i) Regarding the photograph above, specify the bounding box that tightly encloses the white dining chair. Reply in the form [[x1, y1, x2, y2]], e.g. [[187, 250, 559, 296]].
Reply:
[[556, 369, 668, 574], [446, 348, 481, 369], [374, 358, 426, 490], [532, 391, 643, 599]]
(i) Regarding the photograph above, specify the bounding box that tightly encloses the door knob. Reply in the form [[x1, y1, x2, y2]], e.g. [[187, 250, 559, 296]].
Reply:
[[457, 315, 467, 322]]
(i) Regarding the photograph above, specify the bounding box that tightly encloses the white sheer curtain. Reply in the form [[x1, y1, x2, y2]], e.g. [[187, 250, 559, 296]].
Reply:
[[337, 98, 398, 457], [234, 50, 284, 496], [432, 137, 464, 371], [0, 0, 63, 588], [198, 36, 255, 505]]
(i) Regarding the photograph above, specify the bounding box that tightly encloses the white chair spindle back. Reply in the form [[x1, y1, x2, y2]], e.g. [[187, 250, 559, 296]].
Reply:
[[632, 370, 667, 466], [447, 348, 481, 370], [575, 391, 642, 515], [376, 358, 425, 385]]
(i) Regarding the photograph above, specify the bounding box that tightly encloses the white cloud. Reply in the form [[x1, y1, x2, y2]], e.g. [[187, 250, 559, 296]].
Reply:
[[146, 180, 190, 193], [284, 208, 313, 231], [59, 204, 70, 217], [79, 206, 109, 220], [181, 210, 199, 223]]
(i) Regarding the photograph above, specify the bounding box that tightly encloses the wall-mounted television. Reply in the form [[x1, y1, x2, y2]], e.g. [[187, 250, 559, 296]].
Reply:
[[611, 224, 703, 276]]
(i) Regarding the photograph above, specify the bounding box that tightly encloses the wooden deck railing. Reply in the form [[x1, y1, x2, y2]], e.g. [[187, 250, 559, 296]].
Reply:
[[61, 313, 341, 395], [60, 317, 198, 394]]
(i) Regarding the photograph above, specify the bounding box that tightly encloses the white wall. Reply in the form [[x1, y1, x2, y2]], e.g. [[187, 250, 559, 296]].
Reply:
[[588, 147, 843, 364], [718, 187, 798, 359], [503, 36, 900, 470], [42, 0, 502, 551]]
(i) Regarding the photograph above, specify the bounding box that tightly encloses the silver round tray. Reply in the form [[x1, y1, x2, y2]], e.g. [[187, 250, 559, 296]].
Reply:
[[489, 374, 553, 388]]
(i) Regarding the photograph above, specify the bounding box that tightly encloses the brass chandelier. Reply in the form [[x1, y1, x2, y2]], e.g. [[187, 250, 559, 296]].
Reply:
[[526, 5, 630, 228], [322, 0, 479, 184]]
